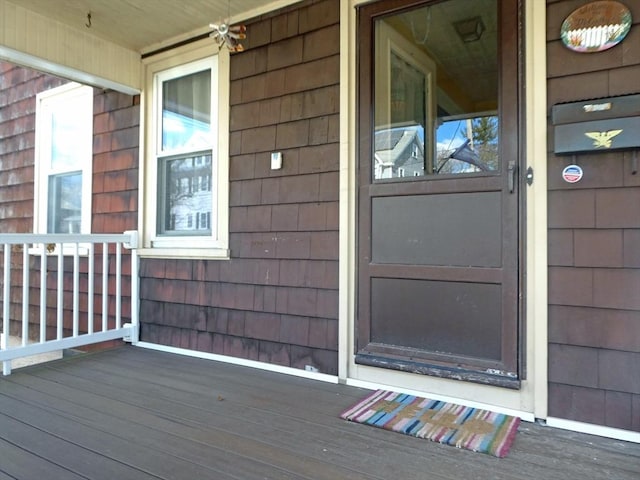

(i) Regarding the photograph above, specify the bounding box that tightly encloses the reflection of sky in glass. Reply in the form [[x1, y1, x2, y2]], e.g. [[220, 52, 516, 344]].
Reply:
[[162, 110, 211, 151], [51, 110, 83, 170], [161, 69, 211, 151], [437, 120, 467, 152], [437, 117, 498, 152]]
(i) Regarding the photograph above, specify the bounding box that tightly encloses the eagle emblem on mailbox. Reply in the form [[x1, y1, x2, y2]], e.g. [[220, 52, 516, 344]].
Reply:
[[584, 129, 623, 148]]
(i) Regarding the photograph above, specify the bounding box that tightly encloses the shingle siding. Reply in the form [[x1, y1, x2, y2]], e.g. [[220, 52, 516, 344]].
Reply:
[[140, 0, 340, 375], [546, 0, 640, 431], [0, 65, 65, 233]]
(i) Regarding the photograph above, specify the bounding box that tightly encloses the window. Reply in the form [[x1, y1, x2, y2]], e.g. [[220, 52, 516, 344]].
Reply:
[[35, 83, 93, 234], [142, 44, 230, 258], [411, 144, 419, 158]]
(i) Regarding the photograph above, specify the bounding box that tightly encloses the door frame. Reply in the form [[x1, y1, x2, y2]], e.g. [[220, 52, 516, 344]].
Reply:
[[356, 0, 521, 387], [338, 0, 549, 420]]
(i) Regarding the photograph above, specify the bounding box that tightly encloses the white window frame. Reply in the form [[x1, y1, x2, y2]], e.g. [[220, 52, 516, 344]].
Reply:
[[140, 42, 229, 259], [34, 83, 93, 236]]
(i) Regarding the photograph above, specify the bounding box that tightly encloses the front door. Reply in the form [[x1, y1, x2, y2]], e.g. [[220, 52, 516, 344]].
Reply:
[[356, 0, 522, 387]]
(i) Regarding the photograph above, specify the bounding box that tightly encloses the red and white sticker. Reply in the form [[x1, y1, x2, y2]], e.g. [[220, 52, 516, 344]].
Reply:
[[562, 164, 583, 183]]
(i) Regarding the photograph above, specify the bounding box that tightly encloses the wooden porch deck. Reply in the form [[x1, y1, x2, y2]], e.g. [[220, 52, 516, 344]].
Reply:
[[0, 347, 638, 480]]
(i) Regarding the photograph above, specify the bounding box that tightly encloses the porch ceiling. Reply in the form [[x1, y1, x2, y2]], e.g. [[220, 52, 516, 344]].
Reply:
[[7, 0, 278, 53]]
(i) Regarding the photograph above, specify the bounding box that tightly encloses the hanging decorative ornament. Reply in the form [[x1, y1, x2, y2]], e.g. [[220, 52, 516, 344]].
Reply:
[[209, 0, 246, 52], [209, 21, 246, 52]]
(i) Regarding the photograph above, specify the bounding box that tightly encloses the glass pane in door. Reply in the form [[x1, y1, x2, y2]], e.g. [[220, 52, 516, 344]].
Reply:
[[373, 0, 499, 180]]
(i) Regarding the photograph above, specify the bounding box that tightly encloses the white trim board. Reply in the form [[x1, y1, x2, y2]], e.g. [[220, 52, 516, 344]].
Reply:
[[546, 417, 640, 444], [135, 342, 339, 384], [0, 46, 140, 95]]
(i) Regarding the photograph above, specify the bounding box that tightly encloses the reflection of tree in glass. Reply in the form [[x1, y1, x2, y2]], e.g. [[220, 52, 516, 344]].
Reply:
[[472, 116, 499, 171], [435, 116, 499, 174]]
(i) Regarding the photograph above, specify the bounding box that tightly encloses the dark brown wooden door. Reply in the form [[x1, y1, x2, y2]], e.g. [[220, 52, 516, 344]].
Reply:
[[356, 0, 522, 387]]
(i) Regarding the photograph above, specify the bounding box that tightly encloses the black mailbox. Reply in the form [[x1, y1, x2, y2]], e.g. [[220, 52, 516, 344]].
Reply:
[[552, 94, 640, 154]]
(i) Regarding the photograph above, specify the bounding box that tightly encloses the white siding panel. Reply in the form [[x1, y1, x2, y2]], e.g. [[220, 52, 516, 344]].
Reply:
[[0, 0, 140, 93]]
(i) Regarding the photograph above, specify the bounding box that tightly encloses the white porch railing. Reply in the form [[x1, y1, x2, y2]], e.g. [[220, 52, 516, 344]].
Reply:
[[0, 231, 139, 375]]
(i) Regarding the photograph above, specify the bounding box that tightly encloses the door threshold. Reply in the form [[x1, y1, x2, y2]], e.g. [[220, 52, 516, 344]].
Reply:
[[355, 353, 521, 389]]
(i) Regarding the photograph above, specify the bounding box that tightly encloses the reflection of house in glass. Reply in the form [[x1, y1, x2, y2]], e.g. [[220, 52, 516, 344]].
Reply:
[[374, 125, 424, 179], [161, 109, 212, 235], [374, 119, 498, 179], [166, 154, 212, 233]]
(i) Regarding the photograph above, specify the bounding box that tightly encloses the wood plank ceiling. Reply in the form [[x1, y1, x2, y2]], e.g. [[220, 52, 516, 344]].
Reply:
[[8, 0, 279, 53]]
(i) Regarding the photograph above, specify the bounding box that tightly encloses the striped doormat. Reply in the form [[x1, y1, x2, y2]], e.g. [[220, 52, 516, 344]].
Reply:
[[340, 390, 520, 457]]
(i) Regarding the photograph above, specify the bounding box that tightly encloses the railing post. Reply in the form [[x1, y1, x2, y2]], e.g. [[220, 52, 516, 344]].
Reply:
[[39, 244, 47, 343], [102, 242, 109, 332], [87, 243, 94, 335], [2, 244, 10, 376], [131, 249, 139, 344], [56, 244, 63, 340], [116, 243, 122, 330], [124, 231, 139, 344], [72, 242, 80, 337], [21, 244, 29, 346]]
